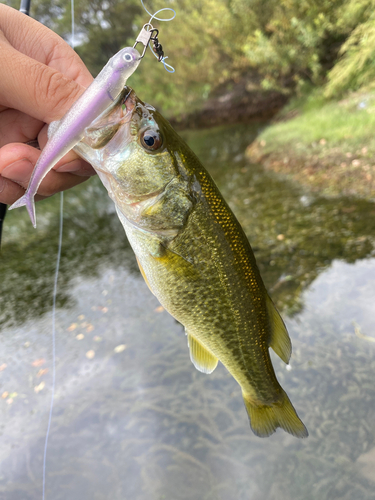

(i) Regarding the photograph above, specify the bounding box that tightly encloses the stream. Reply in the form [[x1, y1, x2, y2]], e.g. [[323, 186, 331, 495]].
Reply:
[[1, 122, 374, 500]]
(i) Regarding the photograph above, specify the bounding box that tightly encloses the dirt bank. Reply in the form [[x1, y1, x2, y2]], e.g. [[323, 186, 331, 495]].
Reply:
[[169, 77, 288, 130], [246, 141, 375, 200], [245, 93, 375, 201]]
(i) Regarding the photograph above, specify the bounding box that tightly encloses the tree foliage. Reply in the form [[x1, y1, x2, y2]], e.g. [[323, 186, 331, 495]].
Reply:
[[3, 0, 375, 114], [230, 0, 350, 90], [325, 1, 375, 97]]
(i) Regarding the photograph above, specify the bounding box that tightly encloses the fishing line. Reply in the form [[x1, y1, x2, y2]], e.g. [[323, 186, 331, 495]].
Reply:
[[140, 0, 176, 72], [41, 0, 74, 491], [140, 0, 175, 22], [71, 0, 75, 49], [42, 193, 63, 500], [41, 2, 172, 496]]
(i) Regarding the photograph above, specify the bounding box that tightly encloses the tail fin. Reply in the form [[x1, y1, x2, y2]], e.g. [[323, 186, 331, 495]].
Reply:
[[9, 194, 36, 228], [243, 390, 308, 438]]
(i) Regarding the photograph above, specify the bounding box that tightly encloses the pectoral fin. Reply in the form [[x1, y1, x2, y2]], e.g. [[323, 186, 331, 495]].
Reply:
[[135, 256, 155, 295], [266, 295, 292, 364], [187, 333, 218, 374]]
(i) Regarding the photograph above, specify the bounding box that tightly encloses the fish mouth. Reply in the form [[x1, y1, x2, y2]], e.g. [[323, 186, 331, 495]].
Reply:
[[121, 86, 157, 122], [121, 86, 137, 115]]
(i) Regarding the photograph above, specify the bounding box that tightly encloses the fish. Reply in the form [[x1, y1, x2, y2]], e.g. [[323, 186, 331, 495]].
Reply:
[[9, 46, 141, 228], [74, 86, 308, 438]]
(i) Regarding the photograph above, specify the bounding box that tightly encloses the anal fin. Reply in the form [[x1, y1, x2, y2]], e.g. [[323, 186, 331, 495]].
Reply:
[[187, 333, 218, 374], [266, 295, 292, 364]]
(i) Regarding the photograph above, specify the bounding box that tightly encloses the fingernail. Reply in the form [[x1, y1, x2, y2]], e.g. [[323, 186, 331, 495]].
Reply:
[[2, 159, 33, 183], [55, 160, 84, 173], [56, 160, 96, 177]]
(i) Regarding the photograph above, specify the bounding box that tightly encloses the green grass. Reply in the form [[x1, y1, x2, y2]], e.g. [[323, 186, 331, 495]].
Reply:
[[247, 91, 375, 200], [261, 92, 375, 153]]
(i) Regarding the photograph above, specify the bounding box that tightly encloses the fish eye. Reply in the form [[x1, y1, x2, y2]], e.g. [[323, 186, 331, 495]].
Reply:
[[124, 53, 132, 61], [140, 129, 163, 151]]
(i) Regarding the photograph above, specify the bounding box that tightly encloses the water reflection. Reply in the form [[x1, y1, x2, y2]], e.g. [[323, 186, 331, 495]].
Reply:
[[184, 125, 375, 315], [0, 182, 138, 328], [1, 123, 374, 500]]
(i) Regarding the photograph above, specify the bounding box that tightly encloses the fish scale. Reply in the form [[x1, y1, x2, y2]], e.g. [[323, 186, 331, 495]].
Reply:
[[73, 86, 308, 439], [168, 199, 275, 395]]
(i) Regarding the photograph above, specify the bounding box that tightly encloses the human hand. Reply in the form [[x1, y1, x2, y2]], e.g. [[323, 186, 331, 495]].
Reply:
[[0, 4, 95, 206]]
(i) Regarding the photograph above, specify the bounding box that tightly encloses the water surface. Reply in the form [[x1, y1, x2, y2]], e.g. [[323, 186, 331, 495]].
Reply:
[[1, 123, 374, 500]]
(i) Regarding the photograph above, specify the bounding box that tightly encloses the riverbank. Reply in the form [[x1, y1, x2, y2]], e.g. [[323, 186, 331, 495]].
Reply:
[[245, 91, 375, 200], [169, 75, 287, 130]]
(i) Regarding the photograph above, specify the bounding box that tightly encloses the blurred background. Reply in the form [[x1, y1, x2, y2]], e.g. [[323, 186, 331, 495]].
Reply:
[[5, 0, 375, 119], [1, 1, 375, 499]]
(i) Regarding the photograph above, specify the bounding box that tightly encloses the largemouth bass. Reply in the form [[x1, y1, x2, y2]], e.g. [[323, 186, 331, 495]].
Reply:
[[74, 87, 308, 438]]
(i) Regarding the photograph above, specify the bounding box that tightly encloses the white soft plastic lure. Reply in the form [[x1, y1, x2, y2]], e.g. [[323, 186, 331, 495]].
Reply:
[[9, 46, 141, 227]]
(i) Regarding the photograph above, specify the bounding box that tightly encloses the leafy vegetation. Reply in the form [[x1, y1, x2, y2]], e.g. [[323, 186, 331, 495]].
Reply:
[[3, 0, 375, 120], [325, 2, 375, 97], [3, 0, 375, 116]]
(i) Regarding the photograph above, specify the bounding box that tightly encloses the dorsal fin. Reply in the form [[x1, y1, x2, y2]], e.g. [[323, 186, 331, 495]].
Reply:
[[266, 295, 292, 364], [187, 333, 218, 374]]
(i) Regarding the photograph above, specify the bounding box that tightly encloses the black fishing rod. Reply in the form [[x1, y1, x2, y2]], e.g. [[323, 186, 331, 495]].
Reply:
[[0, 1, 32, 248], [19, 0, 31, 15], [0, 204, 6, 247]]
